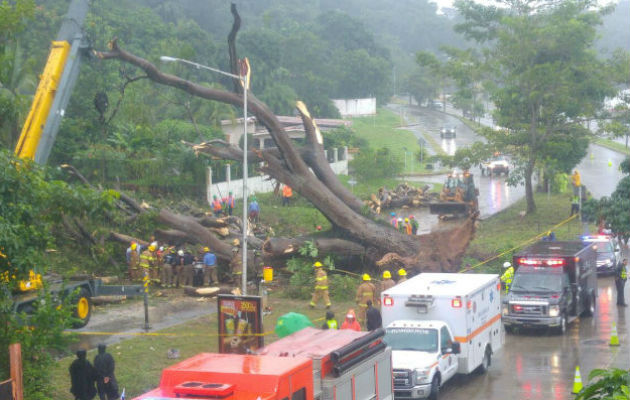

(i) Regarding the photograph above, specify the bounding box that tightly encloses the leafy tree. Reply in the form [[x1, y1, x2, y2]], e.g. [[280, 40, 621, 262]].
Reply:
[[322, 126, 368, 151], [453, 0, 617, 213], [575, 368, 629, 400], [0, 149, 115, 398]]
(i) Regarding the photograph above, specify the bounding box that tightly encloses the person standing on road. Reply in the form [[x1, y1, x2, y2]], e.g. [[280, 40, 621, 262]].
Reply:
[[310, 261, 331, 309], [366, 300, 382, 331], [501, 261, 514, 292], [282, 184, 293, 206], [69, 349, 96, 400], [93, 344, 119, 400], [203, 246, 218, 285], [615, 258, 627, 306], [356, 274, 376, 327]]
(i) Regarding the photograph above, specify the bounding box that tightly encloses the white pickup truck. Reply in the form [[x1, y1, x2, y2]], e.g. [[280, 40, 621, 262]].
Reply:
[[381, 273, 503, 400]]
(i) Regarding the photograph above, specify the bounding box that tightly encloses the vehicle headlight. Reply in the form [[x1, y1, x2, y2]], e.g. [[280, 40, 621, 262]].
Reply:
[[549, 305, 560, 317], [414, 368, 431, 384], [502, 305, 509, 316]]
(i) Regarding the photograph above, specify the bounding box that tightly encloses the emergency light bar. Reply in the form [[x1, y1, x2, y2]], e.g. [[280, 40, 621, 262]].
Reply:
[[406, 294, 435, 314], [518, 258, 565, 266], [383, 296, 394, 307]]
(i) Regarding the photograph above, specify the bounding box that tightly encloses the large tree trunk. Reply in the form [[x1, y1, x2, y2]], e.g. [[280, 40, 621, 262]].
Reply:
[[95, 5, 478, 273]]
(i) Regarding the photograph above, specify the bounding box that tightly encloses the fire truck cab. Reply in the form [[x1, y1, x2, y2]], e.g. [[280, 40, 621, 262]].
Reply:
[[133, 327, 393, 400]]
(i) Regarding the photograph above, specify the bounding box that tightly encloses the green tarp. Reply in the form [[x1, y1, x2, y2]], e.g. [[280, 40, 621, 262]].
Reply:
[[274, 312, 314, 338]]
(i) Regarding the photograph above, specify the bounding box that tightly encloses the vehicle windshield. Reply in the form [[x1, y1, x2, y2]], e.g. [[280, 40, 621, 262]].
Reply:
[[511, 269, 565, 292], [384, 327, 439, 353], [594, 242, 614, 254]]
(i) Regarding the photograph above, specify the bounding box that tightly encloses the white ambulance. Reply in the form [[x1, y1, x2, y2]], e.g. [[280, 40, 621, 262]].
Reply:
[[381, 273, 503, 399]]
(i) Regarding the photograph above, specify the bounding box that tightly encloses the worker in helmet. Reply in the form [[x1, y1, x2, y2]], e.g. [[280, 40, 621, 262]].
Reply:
[[390, 212, 398, 228], [356, 274, 376, 328], [159, 245, 174, 287], [322, 310, 338, 330], [127, 242, 140, 280], [500, 261, 514, 293], [404, 218, 412, 235], [139, 244, 158, 284], [397, 268, 408, 283], [310, 261, 331, 309], [380, 270, 396, 298], [203, 246, 217, 285], [229, 239, 243, 284]]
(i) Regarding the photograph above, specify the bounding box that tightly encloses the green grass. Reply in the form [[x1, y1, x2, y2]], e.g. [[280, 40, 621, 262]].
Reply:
[[465, 192, 597, 274], [593, 138, 630, 155], [352, 109, 426, 174], [50, 294, 357, 399]]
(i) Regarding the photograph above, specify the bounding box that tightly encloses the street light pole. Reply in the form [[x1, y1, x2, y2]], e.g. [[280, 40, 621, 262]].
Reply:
[[160, 55, 249, 295]]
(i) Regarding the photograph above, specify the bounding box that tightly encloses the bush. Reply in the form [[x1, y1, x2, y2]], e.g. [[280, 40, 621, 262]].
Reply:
[[351, 147, 404, 180]]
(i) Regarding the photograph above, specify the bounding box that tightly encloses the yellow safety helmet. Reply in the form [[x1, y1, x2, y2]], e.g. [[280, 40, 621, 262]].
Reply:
[[383, 270, 392, 279], [362, 274, 371, 281], [148, 244, 156, 252], [203, 247, 210, 252], [404, 218, 409, 222], [313, 261, 323, 268], [398, 268, 407, 276], [130, 242, 137, 250], [232, 239, 240, 246]]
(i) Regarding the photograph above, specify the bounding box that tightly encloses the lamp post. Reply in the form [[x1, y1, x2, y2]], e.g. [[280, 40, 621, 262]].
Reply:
[[160, 56, 250, 295]]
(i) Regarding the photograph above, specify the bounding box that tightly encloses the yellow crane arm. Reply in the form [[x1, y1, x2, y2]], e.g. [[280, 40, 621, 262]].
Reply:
[[14, 41, 70, 160]]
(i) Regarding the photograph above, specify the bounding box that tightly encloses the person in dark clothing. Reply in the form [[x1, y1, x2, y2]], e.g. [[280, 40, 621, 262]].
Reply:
[[69, 350, 96, 400], [365, 300, 382, 331], [93, 344, 119, 400], [321, 310, 338, 330]]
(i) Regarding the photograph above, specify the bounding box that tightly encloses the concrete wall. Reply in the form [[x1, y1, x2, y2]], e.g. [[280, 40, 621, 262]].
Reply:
[[207, 147, 348, 202], [332, 98, 376, 117]]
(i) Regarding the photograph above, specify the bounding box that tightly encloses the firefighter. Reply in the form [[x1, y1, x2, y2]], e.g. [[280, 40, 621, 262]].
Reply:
[[127, 242, 140, 280], [310, 261, 331, 309], [139, 244, 158, 283], [500, 261, 514, 293], [356, 274, 376, 327], [397, 268, 408, 283], [380, 270, 396, 294], [229, 239, 243, 284], [321, 310, 338, 330]]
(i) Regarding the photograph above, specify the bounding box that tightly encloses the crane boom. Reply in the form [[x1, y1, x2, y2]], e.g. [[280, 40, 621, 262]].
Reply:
[[14, 0, 89, 164]]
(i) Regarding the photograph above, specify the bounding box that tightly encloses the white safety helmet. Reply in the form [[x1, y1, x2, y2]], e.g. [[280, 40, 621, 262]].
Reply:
[[151, 241, 158, 248], [503, 262, 511, 268], [159, 246, 164, 251], [178, 250, 184, 256]]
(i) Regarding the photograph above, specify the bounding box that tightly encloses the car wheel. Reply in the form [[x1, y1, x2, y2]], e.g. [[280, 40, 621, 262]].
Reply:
[[428, 375, 440, 400], [72, 288, 92, 328], [478, 347, 491, 374]]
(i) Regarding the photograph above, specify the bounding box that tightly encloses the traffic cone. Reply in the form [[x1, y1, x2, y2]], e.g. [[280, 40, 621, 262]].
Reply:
[[610, 322, 620, 346], [572, 366, 583, 394]]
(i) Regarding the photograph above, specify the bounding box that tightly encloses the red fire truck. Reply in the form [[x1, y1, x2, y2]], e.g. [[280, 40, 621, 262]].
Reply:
[[133, 327, 393, 400]]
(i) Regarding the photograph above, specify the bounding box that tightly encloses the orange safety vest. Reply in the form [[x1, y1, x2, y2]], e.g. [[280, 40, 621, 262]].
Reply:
[[212, 199, 222, 211], [282, 185, 293, 197]]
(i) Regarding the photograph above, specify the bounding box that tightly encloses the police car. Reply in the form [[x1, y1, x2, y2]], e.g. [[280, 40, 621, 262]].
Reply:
[[582, 235, 621, 275]]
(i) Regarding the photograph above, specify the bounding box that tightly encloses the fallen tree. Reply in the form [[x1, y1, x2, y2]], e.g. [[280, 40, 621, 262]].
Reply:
[[93, 4, 477, 273]]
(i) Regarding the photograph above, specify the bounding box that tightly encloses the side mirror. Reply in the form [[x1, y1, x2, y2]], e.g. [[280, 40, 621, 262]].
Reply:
[[452, 342, 461, 354]]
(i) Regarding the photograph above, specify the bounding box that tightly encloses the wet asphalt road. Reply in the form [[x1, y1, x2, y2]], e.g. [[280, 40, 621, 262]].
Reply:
[[441, 275, 629, 400]]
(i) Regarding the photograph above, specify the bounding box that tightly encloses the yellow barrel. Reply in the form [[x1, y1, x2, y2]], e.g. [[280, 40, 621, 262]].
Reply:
[[263, 266, 273, 282]]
